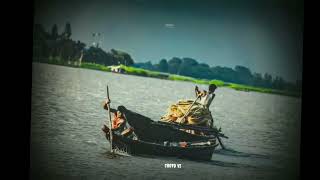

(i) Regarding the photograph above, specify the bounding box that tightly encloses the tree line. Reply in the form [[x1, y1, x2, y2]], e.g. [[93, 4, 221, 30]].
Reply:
[[33, 23, 301, 92], [33, 23, 134, 66], [133, 58, 302, 92]]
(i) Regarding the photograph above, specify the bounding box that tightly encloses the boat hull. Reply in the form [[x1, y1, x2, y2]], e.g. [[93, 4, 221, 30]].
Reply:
[[118, 106, 215, 142], [102, 125, 217, 161]]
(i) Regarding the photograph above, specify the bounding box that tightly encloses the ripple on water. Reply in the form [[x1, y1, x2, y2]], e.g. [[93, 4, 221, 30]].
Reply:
[[31, 63, 301, 180]]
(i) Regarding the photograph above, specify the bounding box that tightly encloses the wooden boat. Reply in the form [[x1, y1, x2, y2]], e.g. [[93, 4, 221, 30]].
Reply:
[[114, 106, 227, 143], [102, 106, 228, 160], [102, 125, 218, 161]]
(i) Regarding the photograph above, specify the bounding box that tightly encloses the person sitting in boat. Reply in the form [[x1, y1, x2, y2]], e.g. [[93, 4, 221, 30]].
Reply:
[[102, 99, 137, 138], [161, 84, 217, 128]]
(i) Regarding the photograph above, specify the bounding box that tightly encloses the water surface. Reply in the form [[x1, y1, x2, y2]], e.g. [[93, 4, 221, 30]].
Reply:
[[31, 63, 301, 180]]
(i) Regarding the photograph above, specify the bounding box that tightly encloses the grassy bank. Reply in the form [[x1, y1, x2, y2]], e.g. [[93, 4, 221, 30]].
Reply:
[[35, 59, 301, 98], [120, 65, 169, 79], [168, 75, 300, 97], [80, 62, 111, 72], [119, 65, 300, 97]]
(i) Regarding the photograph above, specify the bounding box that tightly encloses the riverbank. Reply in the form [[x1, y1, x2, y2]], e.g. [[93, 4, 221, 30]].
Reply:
[[34, 59, 301, 97], [121, 65, 300, 97]]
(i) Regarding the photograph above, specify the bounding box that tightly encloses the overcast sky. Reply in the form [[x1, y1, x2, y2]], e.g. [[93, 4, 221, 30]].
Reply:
[[34, 0, 303, 82]]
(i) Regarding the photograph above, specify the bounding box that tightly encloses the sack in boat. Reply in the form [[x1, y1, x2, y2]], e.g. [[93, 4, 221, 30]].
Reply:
[[161, 100, 212, 126]]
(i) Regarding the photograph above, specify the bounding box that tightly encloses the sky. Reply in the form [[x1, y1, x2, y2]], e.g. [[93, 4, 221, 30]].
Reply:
[[34, 0, 303, 82]]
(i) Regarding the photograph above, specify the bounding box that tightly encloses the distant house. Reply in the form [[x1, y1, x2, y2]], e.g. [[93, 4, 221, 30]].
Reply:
[[109, 65, 125, 73]]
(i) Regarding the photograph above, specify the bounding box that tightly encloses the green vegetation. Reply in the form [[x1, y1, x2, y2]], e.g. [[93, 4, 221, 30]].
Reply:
[[120, 65, 169, 79], [168, 75, 196, 82], [134, 58, 302, 94], [81, 63, 299, 97], [80, 63, 111, 72], [167, 74, 294, 96], [36, 56, 79, 67], [228, 83, 275, 93], [209, 80, 227, 87], [33, 22, 301, 98], [33, 23, 134, 68]]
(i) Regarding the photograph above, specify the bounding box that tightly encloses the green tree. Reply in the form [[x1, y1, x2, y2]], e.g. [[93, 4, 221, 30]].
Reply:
[[253, 73, 263, 87], [158, 59, 168, 72], [178, 58, 198, 76], [272, 76, 285, 90], [211, 66, 237, 83], [263, 73, 273, 88], [110, 49, 134, 66], [33, 24, 50, 59], [168, 57, 182, 74], [83, 46, 109, 64], [134, 61, 155, 70], [192, 63, 211, 79], [59, 39, 75, 61], [234, 65, 253, 85], [64, 22, 72, 39], [51, 24, 58, 40]]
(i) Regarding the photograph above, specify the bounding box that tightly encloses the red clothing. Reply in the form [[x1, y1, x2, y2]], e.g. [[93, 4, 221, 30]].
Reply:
[[112, 112, 125, 129]]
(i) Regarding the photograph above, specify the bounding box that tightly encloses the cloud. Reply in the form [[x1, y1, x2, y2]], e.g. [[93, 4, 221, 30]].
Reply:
[[164, 24, 175, 28]]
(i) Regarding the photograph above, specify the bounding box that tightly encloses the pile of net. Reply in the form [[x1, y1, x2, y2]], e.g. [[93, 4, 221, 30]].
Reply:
[[160, 100, 213, 127]]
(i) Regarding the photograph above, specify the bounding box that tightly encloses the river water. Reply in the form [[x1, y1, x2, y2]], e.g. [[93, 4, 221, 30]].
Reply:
[[30, 63, 301, 180]]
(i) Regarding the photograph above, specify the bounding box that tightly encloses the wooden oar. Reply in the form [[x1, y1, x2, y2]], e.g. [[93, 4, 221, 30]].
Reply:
[[106, 85, 113, 153], [216, 135, 226, 149], [178, 95, 201, 124], [208, 112, 226, 149]]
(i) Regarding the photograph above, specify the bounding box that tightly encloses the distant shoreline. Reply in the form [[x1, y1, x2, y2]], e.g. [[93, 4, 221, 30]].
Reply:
[[33, 59, 301, 98]]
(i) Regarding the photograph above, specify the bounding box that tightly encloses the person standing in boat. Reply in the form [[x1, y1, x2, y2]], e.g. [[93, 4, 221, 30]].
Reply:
[[195, 84, 217, 109], [195, 84, 217, 128], [161, 84, 217, 129]]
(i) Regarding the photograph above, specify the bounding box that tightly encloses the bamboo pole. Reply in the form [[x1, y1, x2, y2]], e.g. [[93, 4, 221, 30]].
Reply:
[[178, 95, 201, 124], [106, 85, 113, 153]]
